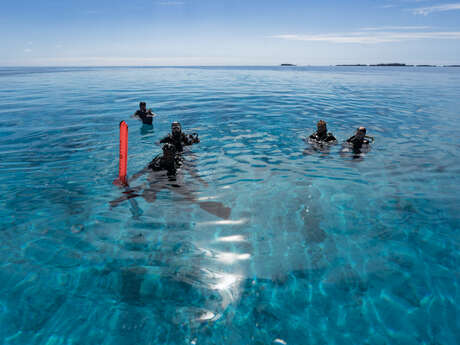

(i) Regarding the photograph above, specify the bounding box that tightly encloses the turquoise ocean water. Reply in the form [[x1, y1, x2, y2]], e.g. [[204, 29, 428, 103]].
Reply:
[[0, 66, 459, 344]]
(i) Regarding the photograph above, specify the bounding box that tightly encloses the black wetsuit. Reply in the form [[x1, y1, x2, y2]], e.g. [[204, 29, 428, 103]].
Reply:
[[148, 154, 182, 176], [134, 110, 153, 125], [159, 133, 199, 152], [309, 131, 337, 142], [346, 135, 369, 149]]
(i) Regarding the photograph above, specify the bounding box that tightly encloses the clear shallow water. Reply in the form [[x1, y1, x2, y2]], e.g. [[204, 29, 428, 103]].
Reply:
[[0, 66, 459, 345]]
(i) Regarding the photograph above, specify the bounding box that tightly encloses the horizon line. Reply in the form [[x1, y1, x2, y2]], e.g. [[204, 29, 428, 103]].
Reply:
[[1, 64, 459, 68]]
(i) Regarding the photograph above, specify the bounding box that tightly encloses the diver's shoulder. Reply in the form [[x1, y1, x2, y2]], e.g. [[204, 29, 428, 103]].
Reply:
[[326, 133, 337, 141], [160, 134, 173, 142]]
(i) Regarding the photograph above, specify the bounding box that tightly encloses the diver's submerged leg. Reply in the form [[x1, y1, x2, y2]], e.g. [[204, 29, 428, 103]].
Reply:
[[198, 201, 231, 220], [170, 187, 231, 219], [128, 198, 143, 218], [164, 182, 232, 219], [141, 188, 157, 203], [110, 187, 142, 208]]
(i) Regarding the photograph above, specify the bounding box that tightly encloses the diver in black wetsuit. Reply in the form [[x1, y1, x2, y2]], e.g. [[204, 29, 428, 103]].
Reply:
[[133, 102, 156, 125], [145, 143, 181, 176], [341, 126, 373, 159], [159, 122, 199, 152], [308, 120, 337, 143], [346, 127, 370, 148], [110, 143, 230, 219], [303, 120, 337, 155]]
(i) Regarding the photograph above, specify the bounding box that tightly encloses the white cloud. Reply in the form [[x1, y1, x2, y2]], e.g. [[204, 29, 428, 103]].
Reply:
[[361, 26, 432, 31], [413, 3, 460, 15], [271, 31, 460, 44], [272, 34, 389, 44], [24, 48, 32, 53]]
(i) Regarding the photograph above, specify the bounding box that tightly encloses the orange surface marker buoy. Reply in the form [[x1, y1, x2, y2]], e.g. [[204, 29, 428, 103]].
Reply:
[[113, 121, 128, 186]]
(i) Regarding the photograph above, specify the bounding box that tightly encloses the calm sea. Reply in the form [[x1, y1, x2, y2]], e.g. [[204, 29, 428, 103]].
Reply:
[[0, 66, 459, 345]]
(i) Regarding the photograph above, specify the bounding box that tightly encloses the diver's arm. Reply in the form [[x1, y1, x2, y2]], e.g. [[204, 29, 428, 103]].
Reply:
[[159, 135, 171, 144], [182, 133, 200, 146], [147, 109, 156, 117], [346, 135, 355, 143]]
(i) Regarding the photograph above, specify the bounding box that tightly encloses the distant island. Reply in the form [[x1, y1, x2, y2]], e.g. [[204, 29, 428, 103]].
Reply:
[[335, 63, 459, 67], [370, 63, 413, 67], [280, 63, 296, 66], [335, 63, 413, 67]]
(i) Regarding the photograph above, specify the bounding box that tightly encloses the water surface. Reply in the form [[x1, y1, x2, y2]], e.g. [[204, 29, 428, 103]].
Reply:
[[0, 66, 459, 345]]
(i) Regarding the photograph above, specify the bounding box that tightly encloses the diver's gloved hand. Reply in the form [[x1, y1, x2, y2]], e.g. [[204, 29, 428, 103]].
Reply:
[[188, 133, 200, 143]]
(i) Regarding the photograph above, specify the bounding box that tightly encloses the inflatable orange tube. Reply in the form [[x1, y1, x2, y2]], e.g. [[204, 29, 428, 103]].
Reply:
[[114, 121, 128, 186]]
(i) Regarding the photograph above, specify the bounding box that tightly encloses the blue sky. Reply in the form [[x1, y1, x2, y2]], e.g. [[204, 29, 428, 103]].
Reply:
[[1, 0, 460, 66]]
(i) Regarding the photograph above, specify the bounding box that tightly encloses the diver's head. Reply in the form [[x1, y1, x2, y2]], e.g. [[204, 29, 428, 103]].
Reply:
[[139, 102, 147, 112], [171, 121, 182, 137], [317, 120, 327, 135], [162, 143, 177, 160], [355, 127, 366, 140]]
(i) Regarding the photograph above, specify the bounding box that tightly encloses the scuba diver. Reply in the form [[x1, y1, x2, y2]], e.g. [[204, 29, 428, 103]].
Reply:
[[341, 126, 373, 159], [110, 143, 230, 219], [308, 120, 337, 143], [133, 102, 156, 125], [303, 120, 337, 155], [144, 143, 182, 176], [159, 122, 200, 152], [346, 127, 371, 148]]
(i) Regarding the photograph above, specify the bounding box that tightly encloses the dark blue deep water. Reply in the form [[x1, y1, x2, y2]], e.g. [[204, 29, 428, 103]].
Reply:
[[0, 66, 459, 345]]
